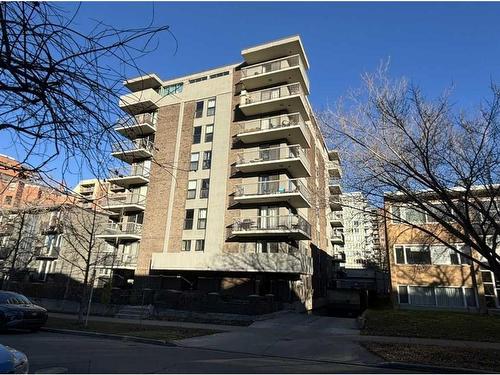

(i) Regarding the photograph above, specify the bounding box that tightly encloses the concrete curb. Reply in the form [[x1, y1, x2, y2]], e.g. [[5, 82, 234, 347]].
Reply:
[[379, 361, 490, 374], [41, 327, 177, 347]]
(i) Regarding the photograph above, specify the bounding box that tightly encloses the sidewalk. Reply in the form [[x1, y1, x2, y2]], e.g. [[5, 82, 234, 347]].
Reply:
[[49, 312, 246, 332], [357, 334, 500, 350]]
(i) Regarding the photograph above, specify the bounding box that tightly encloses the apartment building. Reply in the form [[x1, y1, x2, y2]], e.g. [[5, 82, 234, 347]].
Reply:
[[339, 192, 379, 269], [104, 36, 341, 309], [385, 191, 498, 311]]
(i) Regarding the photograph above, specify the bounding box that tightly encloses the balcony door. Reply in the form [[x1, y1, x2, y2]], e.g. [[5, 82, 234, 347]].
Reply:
[[258, 175, 279, 195], [259, 206, 278, 229], [259, 144, 279, 162]]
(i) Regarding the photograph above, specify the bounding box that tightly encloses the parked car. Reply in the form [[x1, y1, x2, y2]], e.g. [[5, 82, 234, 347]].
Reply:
[[0, 291, 48, 332], [0, 344, 29, 374]]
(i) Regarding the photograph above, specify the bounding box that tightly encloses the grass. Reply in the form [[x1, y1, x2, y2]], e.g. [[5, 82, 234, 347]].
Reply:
[[361, 341, 500, 372], [362, 308, 500, 342], [45, 317, 220, 341]]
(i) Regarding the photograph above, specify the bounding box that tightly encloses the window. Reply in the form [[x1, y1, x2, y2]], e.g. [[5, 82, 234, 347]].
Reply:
[[198, 208, 207, 229], [202, 151, 212, 169], [182, 240, 191, 251], [207, 98, 216, 116], [409, 286, 435, 306], [209, 71, 229, 79], [398, 286, 409, 304], [406, 246, 431, 264], [193, 126, 202, 144], [189, 76, 208, 84], [200, 179, 210, 198], [190, 153, 199, 171], [184, 210, 194, 230], [195, 239, 205, 251], [187, 180, 197, 199], [395, 246, 405, 264], [195, 101, 204, 118], [158, 83, 183, 96], [205, 124, 214, 142]]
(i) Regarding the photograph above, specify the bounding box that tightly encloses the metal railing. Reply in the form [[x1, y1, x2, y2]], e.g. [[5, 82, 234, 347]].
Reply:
[[79, 186, 94, 194], [102, 252, 138, 267], [331, 230, 344, 242], [236, 144, 310, 171], [234, 178, 310, 202], [236, 113, 311, 143], [229, 214, 311, 237], [40, 221, 63, 234], [329, 211, 343, 222], [241, 55, 309, 87], [115, 113, 156, 129], [254, 241, 309, 255], [109, 164, 150, 179], [103, 222, 143, 235], [104, 193, 146, 207], [329, 177, 341, 186], [241, 82, 304, 105], [111, 139, 154, 154], [328, 160, 341, 171]]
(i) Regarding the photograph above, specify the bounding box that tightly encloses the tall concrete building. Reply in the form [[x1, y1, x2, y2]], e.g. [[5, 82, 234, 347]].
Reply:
[[101, 36, 342, 309]]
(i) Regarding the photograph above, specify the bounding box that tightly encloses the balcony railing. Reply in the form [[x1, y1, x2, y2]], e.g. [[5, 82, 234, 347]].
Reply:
[[236, 144, 310, 171], [102, 251, 138, 268], [115, 113, 156, 129], [109, 165, 150, 179], [111, 139, 154, 154], [241, 82, 304, 106], [79, 186, 94, 194], [40, 221, 63, 235], [331, 231, 344, 243], [242, 55, 301, 77], [235, 178, 310, 201], [329, 211, 343, 222], [0, 223, 14, 236], [229, 214, 311, 237], [236, 113, 311, 145], [103, 222, 143, 236], [104, 193, 146, 208]]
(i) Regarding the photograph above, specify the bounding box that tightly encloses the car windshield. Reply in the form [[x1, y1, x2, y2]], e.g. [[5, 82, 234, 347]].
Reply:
[[0, 293, 32, 305]]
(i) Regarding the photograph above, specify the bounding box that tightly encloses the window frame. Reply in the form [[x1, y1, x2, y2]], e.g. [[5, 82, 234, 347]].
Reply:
[[193, 126, 202, 144], [202, 150, 212, 170], [190, 152, 200, 171], [187, 180, 197, 199], [181, 240, 191, 252], [195, 101, 204, 118], [207, 98, 216, 116], [205, 124, 214, 143], [195, 239, 205, 251], [197, 208, 207, 229], [184, 209, 194, 230], [200, 179, 210, 199]]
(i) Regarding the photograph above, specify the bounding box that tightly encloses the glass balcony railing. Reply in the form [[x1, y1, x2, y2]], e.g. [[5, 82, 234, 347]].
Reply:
[[115, 113, 156, 129], [103, 222, 143, 236], [235, 178, 310, 201], [236, 144, 310, 171], [329, 211, 343, 222], [229, 214, 311, 237], [241, 82, 304, 106], [109, 165, 150, 179]]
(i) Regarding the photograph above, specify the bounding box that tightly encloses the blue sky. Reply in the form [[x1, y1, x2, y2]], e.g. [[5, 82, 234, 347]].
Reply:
[[3, 2, 500, 185]]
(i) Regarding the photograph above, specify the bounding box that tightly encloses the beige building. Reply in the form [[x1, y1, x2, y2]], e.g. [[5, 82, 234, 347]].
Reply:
[[101, 36, 342, 309]]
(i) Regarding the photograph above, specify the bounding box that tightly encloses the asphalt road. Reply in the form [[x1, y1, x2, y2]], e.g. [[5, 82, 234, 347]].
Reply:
[[0, 330, 405, 374]]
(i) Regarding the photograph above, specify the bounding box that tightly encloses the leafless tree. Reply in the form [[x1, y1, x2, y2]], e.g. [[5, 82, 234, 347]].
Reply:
[[318, 66, 500, 280], [0, 2, 172, 188]]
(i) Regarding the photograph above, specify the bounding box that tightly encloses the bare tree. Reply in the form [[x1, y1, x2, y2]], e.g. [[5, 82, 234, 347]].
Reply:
[[57, 201, 110, 324], [0, 2, 172, 186], [318, 67, 500, 280]]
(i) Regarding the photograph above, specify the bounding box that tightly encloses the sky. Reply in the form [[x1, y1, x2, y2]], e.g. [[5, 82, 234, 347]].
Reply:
[[3, 2, 500, 186]]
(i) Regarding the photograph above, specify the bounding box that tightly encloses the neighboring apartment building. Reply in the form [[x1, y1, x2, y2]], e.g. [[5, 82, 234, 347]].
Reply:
[[385, 191, 498, 311], [339, 192, 379, 269], [102, 36, 341, 309]]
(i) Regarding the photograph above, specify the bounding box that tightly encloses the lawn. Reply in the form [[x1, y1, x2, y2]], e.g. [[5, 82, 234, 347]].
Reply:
[[361, 341, 500, 372], [45, 317, 220, 341], [362, 308, 500, 342]]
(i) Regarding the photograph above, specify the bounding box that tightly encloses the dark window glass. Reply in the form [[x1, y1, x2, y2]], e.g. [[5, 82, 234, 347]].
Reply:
[[195, 240, 205, 251], [193, 127, 202, 144], [182, 240, 191, 251], [405, 246, 431, 264], [398, 286, 409, 304], [195, 101, 204, 118], [200, 179, 210, 198], [464, 288, 477, 307], [190, 153, 199, 171], [197, 209, 207, 229], [202, 151, 212, 170], [207, 98, 216, 116], [184, 209, 194, 230], [449, 251, 460, 265], [187, 180, 196, 199], [395, 246, 405, 264], [205, 124, 214, 142]]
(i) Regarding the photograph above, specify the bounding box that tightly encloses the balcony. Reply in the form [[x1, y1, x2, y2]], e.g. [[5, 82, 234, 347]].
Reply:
[[79, 186, 94, 194], [108, 165, 150, 188], [228, 214, 311, 240], [97, 222, 142, 241], [329, 177, 342, 194], [115, 113, 156, 139], [111, 139, 154, 163], [235, 145, 310, 178], [234, 178, 311, 208], [241, 55, 309, 94], [329, 211, 343, 227], [119, 88, 161, 115], [101, 250, 138, 269], [151, 241, 312, 274], [40, 222, 63, 235], [333, 252, 346, 263], [35, 245, 59, 260], [236, 113, 311, 147], [239, 82, 309, 120], [331, 231, 345, 244], [328, 160, 342, 178], [103, 193, 146, 213], [330, 195, 342, 211], [0, 223, 14, 236]]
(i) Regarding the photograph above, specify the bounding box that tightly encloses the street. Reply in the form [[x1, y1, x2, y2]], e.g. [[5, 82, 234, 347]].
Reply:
[[0, 313, 409, 373]]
